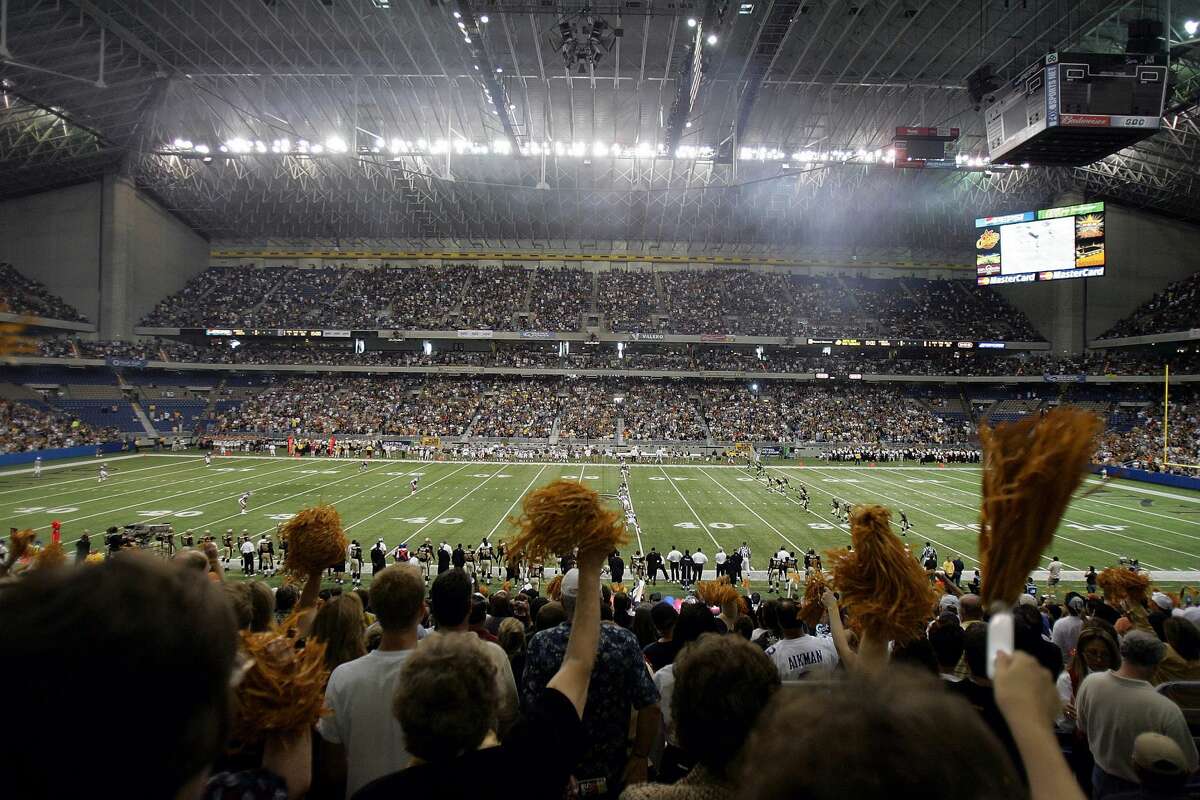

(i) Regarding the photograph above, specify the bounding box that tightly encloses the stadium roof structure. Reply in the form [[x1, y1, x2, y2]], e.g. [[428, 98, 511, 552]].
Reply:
[[1, 0, 1199, 253]]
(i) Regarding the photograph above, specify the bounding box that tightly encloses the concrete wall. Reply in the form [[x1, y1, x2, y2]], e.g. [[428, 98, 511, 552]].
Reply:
[[997, 203, 1200, 354], [0, 179, 208, 339], [105, 177, 209, 338], [0, 182, 103, 322]]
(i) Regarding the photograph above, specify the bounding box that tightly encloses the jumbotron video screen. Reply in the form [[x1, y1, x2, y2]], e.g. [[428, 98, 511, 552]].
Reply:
[[974, 201, 1105, 286]]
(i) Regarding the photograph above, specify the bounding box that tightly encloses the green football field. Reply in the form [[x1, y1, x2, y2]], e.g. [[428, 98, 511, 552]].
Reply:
[[3, 453, 1199, 592]]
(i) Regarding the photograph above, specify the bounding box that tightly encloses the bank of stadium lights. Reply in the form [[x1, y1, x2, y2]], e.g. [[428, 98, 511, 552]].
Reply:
[[1186, 19, 1198, 36], [166, 136, 1011, 170]]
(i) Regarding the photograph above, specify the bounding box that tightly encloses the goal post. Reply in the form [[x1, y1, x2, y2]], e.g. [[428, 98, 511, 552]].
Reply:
[[1162, 364, 1200, 471]]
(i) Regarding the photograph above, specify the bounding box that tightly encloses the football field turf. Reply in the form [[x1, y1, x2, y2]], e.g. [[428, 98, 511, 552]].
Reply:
[[4, 453, 1198, 590]]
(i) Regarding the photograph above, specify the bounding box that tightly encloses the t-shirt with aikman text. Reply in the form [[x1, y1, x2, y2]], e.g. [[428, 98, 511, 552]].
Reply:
[[764, 634, 839, 681]]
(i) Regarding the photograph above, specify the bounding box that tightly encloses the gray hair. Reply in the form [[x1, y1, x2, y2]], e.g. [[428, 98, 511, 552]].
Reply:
[[1120, 630, 1166, 668]]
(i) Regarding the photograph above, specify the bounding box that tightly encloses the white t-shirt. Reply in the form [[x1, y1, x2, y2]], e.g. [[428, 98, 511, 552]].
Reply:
[[765, 635, 839, 681], [775, 549, 790, 562], [666, 550, 682, 564], [691, 552, 708, 567], [1048, 560, 1063, 580], [318, 648, 415, 799], [654, 663, 679, 746], [240, 541, 255, 555], [714, 551, 727, 565]]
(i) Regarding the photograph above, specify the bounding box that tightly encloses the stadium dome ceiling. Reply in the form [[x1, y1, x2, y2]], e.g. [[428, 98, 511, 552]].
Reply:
[[1, 0, 1199, 251]]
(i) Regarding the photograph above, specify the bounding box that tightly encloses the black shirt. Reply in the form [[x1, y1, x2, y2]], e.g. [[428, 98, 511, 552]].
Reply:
[[643, 639, 680, 672], [946, 679, 1027, 785], [452, 548, 466, 568], [353, 687, 582, 800], [609, 556, 625, 583]]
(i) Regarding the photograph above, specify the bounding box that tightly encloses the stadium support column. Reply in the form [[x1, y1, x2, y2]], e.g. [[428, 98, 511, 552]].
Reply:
[[98, 175, 208, 340], [98, 174, 131, 341]]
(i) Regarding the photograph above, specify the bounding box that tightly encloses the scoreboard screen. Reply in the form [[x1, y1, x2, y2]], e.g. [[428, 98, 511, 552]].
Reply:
[[974, 201, 1104, 285]]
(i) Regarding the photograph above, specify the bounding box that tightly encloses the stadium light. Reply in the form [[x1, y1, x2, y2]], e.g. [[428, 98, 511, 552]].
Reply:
[[706, 33, 718, 45], [750, 383, 759, 392], [687, 17, 697, 27], [452, 10, 461, 18], [479, 14, 489, 23], [1186, 19, 1199, 36]]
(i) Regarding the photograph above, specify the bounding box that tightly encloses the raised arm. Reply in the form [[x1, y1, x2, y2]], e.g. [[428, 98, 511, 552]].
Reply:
[[821, 589, 858, 671], [548, 547, 603, 717]]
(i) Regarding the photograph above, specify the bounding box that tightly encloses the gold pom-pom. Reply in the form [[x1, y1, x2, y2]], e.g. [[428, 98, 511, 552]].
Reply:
[[978, 408, 1102, 607], [231, 618, 330, 747], [278, 504, 347, 581], [799, 570, 832, 627], [507, 480, 627, 563], [825, 505, 937, 643], [1097, 568, 1151, 604], [84, 552, 104, 565], [31, 540, 66, 570], [695, 577, 740, 608]]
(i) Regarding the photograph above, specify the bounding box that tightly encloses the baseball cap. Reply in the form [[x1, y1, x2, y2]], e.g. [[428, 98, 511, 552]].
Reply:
[[1068, 596, 1085, 612], [1132, 732, 1190, 777], [1151, 592, 1174, 611], [560, 568, 580, 598], [939, 594, 960, 613]]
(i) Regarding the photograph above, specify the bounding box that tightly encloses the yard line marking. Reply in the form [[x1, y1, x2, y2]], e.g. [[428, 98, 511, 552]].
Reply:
[[404, 468, 507, 541], [342, 463, 477, 534], [928, 469, 1200, 554], [700, 467, 803, 553], [1082, 478, 1200, 505], [0, 452, 155, 479], [244, 461, 453, 539], [182, 462, 425, 542], [0, 456, 208, 501], [0, 459, 238, 512], [847, 466, 1153, 571], [781, 465, 986, 569], [32, 459, 314, 537], [484, 465, 548, 542], [55, 459, 350, 550], [934, 469, 1200, 535], [658, 465, 721, 548]]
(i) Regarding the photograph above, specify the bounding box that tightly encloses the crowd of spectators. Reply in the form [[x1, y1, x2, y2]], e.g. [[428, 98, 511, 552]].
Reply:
[[1095, 389, 1200, 476], [455, 269, 528, 330], [141, 267, 287, 328], [621, 382, 708, 441], [528, 268, 593, 331], [0, 399, 117, 451], [256, 268, 351, 328], [699, 385, 794, 442], [11, 513, 1199, 800], [557, 381, 617, 440], [472, 380, 560, 438], [92, 337, 1194, 378], [215, 377, 486, 436], [598, 271, 662, 333], [1102, 271, 1200, 339], [0, 263, 87, 322], [137, 265, 1048, 339]]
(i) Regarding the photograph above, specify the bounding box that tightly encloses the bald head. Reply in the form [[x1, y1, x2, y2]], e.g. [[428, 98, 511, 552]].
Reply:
[[959, 594, 982, 622]]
